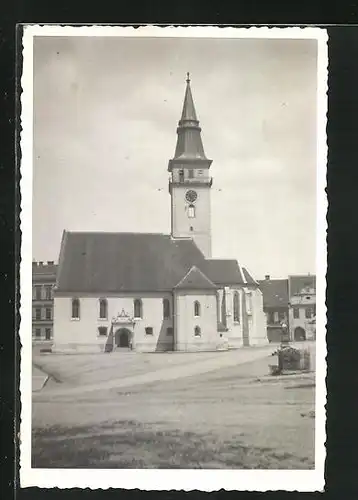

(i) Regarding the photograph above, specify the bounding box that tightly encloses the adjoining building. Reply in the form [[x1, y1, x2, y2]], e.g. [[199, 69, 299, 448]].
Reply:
[[259, 274, 316, 342], [32, 261, 57, 341], [52, 75, 267, 353], [288, 275, 316, 341], [258, 275, 289, 343]]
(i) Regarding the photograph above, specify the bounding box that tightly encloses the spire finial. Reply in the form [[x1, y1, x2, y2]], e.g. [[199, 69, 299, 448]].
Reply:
[[186, 72, 190, 83]]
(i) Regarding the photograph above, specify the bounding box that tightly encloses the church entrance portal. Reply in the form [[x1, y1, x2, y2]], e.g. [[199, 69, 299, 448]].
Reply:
[[115, 328, 132, 349]]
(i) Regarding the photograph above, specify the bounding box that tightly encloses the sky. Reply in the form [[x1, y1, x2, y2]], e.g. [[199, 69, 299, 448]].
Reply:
[[32, 35, 319, 279]]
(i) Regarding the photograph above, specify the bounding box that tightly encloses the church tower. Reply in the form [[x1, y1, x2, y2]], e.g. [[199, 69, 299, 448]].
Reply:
[[168, 74, 213, 258]]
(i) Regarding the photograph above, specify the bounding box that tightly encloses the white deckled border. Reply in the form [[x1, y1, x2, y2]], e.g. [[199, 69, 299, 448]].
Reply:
[[20, 25, 328, 492]]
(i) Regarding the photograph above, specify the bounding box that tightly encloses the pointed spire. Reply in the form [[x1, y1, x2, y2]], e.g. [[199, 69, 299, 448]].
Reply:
[[169, 74, 211, 165], [180, 73, 198, 122]]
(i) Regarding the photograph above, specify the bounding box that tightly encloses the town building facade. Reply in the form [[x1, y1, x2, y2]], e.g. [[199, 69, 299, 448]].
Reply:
[[259, 274, 316, 342], [53, 75, 267, 353], [258, 275, 289, 343], [32, 261, 57, 341], [288, 275, 316, 341]]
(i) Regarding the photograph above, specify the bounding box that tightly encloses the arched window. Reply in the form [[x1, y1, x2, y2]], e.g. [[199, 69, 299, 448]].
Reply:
[[194, 326, 201, 337], [233, 292, 240, 322], [194, 301, 201, 317], [163, 299, 170, 319], [188, 204, 195, 218], [134, 299, 143, 319], [71, 298, 80, 319], [99, 298, 108, 319]]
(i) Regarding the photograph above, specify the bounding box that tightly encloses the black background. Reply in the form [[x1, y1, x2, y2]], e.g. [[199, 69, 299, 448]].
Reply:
[[1, 2, 358, 499]]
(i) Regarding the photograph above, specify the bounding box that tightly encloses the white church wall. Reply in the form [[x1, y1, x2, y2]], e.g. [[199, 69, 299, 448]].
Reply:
[[247, 288, 268, 346], [53, 293, 174, 353], [174, 290, 220, 351]]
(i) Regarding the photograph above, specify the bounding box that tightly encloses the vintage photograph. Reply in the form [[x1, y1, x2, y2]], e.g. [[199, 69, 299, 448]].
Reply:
[[20, 26, 327, 491]]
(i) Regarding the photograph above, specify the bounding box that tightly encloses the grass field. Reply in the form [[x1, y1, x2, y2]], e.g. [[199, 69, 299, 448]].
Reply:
[[32, 345, 315, 469]]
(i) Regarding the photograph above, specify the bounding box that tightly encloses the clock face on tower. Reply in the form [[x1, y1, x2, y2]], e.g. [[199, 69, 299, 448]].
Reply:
[[185, 190, 198, 203]]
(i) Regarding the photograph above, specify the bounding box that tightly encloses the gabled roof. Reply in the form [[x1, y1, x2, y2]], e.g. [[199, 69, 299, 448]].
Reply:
[[258, 278, 289, 309], [288, 275, 316, 297], [56, 231, 257, 294], [174, 265, 217, 290], [56, 232, 206, 293]]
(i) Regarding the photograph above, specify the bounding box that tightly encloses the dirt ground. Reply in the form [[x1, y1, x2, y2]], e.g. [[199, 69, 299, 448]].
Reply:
[[32, 344, 315, 469]]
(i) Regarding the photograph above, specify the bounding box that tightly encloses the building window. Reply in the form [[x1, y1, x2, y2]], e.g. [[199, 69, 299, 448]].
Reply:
[[35, 286, 42, 300], [145, 327, 153, 335], [194, 326, 201, 337], [179, 169, 184, 183], [278, 311, 285, 322], [194, 301, 201, 317], [71, 298, 80, 319], [166, 327, 173, 336], [233, 292, 240, 322], [45, 328, 51, 340], [45, 308, 51, 320], [188, 204, 195, 218], [99, 298, 108, 319], [246, 292, 252, 314], [35, 308, 41, 320], [134, 299, 143, 319], [305, 307, 312, 319], [273, 311, 279, 323], [198, 170, 203, 175], [313, 305, 316, 316], [35, 328, 41, 338], [163, 299, 170, 319], [98, 326, 108, 336], [293, 307, 299, 319], [268, 311, 275, 324], [45, 286, 52, 300], [188, 169, 194, 179]]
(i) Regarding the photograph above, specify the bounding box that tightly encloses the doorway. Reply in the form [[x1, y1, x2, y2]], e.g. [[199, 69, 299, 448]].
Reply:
[[115, 328, 131, 348], [294, 326, 306, 341]]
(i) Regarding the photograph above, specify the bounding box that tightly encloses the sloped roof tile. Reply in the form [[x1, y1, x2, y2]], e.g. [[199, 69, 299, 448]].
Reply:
[[258, 279, 289, 309], [56, 231, 258, 294]]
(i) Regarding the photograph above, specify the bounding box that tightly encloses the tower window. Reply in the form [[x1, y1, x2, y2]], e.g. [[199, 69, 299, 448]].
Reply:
[[188, 204, 195, 218], [163, 298, 170, 319], [233, 291, 240, 323], [99, 298, 108, 319], [194, 326, 201, 337], [134, 299, 143, 319], [190, 226, 193, 231], [179, 169, 184, 183], [194, 301, 201, 317], [71, 298, 80, 319], [188, 169, 194, 179]]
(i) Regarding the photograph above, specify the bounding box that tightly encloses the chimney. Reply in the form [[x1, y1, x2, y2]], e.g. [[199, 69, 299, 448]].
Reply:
[[265, 275, 270, 281]]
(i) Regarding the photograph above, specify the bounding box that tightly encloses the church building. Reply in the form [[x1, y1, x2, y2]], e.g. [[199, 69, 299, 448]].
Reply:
[[52, 75, 267, 353]]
